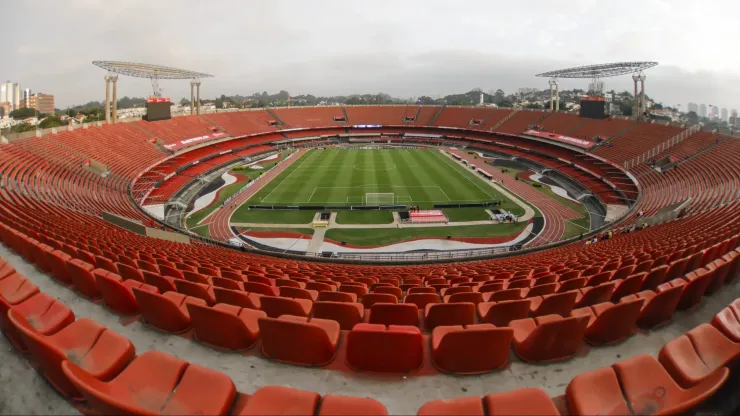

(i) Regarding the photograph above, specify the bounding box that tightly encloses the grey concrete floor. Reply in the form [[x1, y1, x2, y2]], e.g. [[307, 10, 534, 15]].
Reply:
[[0, 242, 738, 415]]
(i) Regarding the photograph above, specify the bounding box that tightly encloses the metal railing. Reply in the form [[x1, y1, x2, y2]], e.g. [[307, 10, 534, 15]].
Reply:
[[623, 124, 701, 170]]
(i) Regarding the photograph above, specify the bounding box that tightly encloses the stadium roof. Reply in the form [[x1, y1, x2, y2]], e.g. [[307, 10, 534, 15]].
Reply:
[[92, 61, 213, 79], [536, 61, 658, 79]]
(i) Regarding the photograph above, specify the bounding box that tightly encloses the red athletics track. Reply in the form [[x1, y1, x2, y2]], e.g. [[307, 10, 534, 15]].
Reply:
[[446, 149, 582, 246], [207, 149, 308, 241]]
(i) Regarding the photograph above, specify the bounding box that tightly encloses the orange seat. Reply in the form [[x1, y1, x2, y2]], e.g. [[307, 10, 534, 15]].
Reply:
[[529, 291, 577, 317], [4, 292, 75, 351], [441, 286, 472, 296], [46, 250, 73, 284], [188, 303, 265, 350], [574, 282, 615, 308], [431, 324, 513, 374], [570, 299, 644, 345], [418, 388, 559, 416], [425, 302, 476, 329], [318, 290, 357, 303], [621, 285, 683, 328], [306, 281, 336, 292], [62, 350, 236, 415], [659, 323, 740, 388], [339, 284, 368, 297], [278, 286, 318, 301], [477, 299, 532, 326], [712, 301, 740, 342], [404, 292, 440, 309], [610, 273, 645, 301], [368, 303, 419, 326], [319, 394, 388, 415], [485, 288, 523, 302], [374, 285, 403, 299], [233, 386, 387, 416], [67, 260, 101, 299], [641, 265, 668, 291], [444, 292, 484, 305], [142, 270, 177, 294], [408, 286, 436, 294], [509, 314, 588, 362], [525, 283, 557, 298], [258, 315, 340, 366], [174, 279, 216, 305], [132, 288, 205, 333], [260, 295, 312, 318], [242, 281, 278, 296], [312, 301, 364, 330], [95, 270, 158, 315], [362, 292, 398, 309], [677, 268, 714, 310], [9, 310, 134, 399], [346, 324, 423, 373], [705, 258, 731, 294], [0, 272, 40, 333], [213, 287, 262, 309]]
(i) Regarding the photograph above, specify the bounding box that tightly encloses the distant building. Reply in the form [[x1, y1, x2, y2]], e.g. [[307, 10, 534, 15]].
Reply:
[[699, 104, 707, 118], [29, 93, 55, 115], [23, 88, 31, 107], [0, 81, 12, 109], [721, 108, 728, 122], [710, 106, 719, 119], [687, 102, 698, 114]]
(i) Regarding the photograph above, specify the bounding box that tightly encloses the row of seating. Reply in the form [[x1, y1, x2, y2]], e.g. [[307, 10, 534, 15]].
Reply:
[[0, 255, 389, 415]]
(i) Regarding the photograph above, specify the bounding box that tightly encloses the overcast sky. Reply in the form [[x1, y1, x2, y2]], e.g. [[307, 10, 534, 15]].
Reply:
[[4, 0, 739, 110]]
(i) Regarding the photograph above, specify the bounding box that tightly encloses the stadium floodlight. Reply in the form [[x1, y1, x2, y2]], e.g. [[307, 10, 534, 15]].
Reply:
[[536, 61, 658, 96], [92, 61, 213, 97]]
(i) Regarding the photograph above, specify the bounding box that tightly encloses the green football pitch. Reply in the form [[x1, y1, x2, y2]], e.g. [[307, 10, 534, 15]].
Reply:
[[246, 147, 510, 208]]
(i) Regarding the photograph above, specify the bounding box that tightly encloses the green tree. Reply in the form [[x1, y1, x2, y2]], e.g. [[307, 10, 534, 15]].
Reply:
[[10, 122, 35, 133], [180, 97, 191, 106], [686, 111, 699, 123], [9, 107, 39, 119], [38, 116, 65, 129]]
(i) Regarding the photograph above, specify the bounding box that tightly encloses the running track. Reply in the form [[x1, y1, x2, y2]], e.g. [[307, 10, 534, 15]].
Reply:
[[447, 149, 582, 246], [207, 149, 308, 241]]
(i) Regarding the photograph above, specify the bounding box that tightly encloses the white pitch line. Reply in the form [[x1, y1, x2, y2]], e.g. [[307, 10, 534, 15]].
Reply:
[[307, 187, 317, 203], [437, 185, 452, 201], [260, 150, 316, 204], [433, 150, 495, 200]]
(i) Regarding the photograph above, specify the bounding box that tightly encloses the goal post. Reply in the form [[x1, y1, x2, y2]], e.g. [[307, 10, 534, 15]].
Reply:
[[365, 192, 395, 206]]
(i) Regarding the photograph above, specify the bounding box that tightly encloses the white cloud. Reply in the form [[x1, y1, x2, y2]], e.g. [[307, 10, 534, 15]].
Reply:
[[1, 0, 738, 109]]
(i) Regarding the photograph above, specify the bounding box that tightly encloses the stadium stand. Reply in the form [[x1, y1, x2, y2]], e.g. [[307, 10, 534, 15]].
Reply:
[[0, 105, 738, 414]]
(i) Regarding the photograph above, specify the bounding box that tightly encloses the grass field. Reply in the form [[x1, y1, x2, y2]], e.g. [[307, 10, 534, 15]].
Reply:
[[324, 223, 528, 246], [246, 148, 513, 208]]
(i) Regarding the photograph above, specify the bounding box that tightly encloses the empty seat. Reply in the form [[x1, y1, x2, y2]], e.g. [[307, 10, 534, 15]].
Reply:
[[404, 293, 440, 309], [610, 274, 645, 301], [242, 281, 278, 297], [62, 350, 236, 415], [8, 310, 135, 399], [142, 270, 176, 294], [408, 286, 436, 294], [529, 291, 578, 317], [676, 268, 714, 310], [425, 302, 476, 329], [0, 272, 40, 332], [259, 295, 312, 318], [132, 288, 205, 333], [362, 293, 398, 309], [486, 288, 523, 302], [432, 324, 513, 374], [418, 388, 559, 416], [509, 315, 589, 363], [368, 303, 419, 327], [705, 258, 731, 294], [477, 299, 532, 327], [712, 301, 740, 342], [67, 260, 101, 299], [373, 286, 403, 299], [620, 285, 683, 328], [3, 292, 74, 351], [174, 279, 216, 305], [187, 303, 265, 350], [659, 323, 740, 388], [213, 287, 262, 309], [233, 386, 387, 416], [525, 283, 557, 298], [574, 282, 615, 308], [566, 354, 728, 416], [95, 271, 158, 315], [571, 299, 644, 345], [640, 266, 668, 291], [258, 316, 340, 366], [318, 290, 357, 303], [45, 250, 73, 284], [312, 301, 364, 330], [444, 292, 484, 305], [346, 324, 423, 373]]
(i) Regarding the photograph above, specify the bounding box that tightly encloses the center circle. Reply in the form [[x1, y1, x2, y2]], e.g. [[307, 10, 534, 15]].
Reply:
[[353, 163, 397, 172]]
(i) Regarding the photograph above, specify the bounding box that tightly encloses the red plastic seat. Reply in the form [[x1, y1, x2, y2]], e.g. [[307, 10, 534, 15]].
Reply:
[[132, 288, 205, 333], [610, 273, 645, 301], [174, 279, 216, 305], [408, 286, 436, 295], [404, 292, 440, 309], [570, 299, 644, 345], [67, 260, 101, 299], [346, 324, 423, 373], [318, 290, 357, 303], [260, 295, 312, 318], [339, 284, 368, 297], [509, 314, 589, 362], [418, 388, 559, 416], [187, 303, 265, 350], [432, 324, 513, 374], [529, 291, 577, 317], [242, 281, 278, 296], [574, 282, 615, 308], [4, 292, 75, 350], [94, 255, 118, 274], [9, 310, 134, 399], [441, 286, 472, 296], [677, 268, 714, 310], [62, 350, 236, 415], [640, 266, 668, 291], [374, 285, 403, 299], [95, 270, 157, 315], [368, 303, 419, 326], [258, 315, 340, 366], [659, 323, 740, 388], [425, 302, 476, 329], [142, 270, 176, 294], [485, 288, 523, 302], [213, 287, 262, 309], [525, 283, 557, 298], [712, 301, 740, 342], [312, 301, 364, 330], [0, 272, 40, 333], [116, 263, 144, 282], [477, 299, 532, 326], [705, 258, 731, 294], [46, 250, 73, 284], [233, 386, 387, 416], [362, 292, 398, 309], [444, 292, 484, 305], [621, 285, 683, 328]]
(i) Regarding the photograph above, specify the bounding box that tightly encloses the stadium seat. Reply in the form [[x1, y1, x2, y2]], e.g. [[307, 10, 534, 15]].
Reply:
[[318, 290, 357, 303], [258, 316, 340, 366], [620, 285, 683, 328], [486, 288, 524, 302], [640, 266, 668, 291], [142, 270, 177, 294], [509, 315, 589, 362], [95, 270, 158, 315], [3, 292, 75, 351], [242, 281, 278, 297], [62, 350, 236, 415], [431, 324, 513, 374], [529, 291, 578, 317], [677, 268, 714, 310], [232, 386, 387, 416], [312, 300, 365, 330], [0, 273, 41, 332], [424, 302, 476, 329], [610, 274, 645, 301], [418, 388, 559, 416], [574, 282, 615, 308], [570, 299, 644, 345], [362, 292, 398, 309], [187, 303, 265, 350], [260, 295, 312, 318], [46, 250, 73, 284], [404, 293, 441, 309], [477, 299, 532, 326], [373, 285, 403, 299], [213, 287, 262, 309], [174, 279, 217, 305], [66, 260, 101, 299], [444, 292, 484, 305], [132, 288, 205, 333], [346, 324, 423, 373], [712, 300, 740, 342], [659, 323, 740, 388], [368, 303, 419, 326], [8, 310, 135, 399], [567, 354, 728, 416]]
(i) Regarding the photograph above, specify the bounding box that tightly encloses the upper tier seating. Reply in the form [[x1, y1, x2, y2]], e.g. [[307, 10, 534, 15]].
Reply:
[[594, 122, 684, 164]]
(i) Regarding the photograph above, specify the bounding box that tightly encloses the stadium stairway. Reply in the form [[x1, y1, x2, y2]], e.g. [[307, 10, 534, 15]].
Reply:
[[427, 105, 447, 126], [490, 108, 520, 132], [265, 108, 290, 129], [341, 106, 350, 124]]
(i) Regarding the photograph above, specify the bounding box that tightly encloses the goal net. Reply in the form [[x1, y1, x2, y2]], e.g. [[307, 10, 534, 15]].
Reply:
[[365, 193, 395, 205]]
